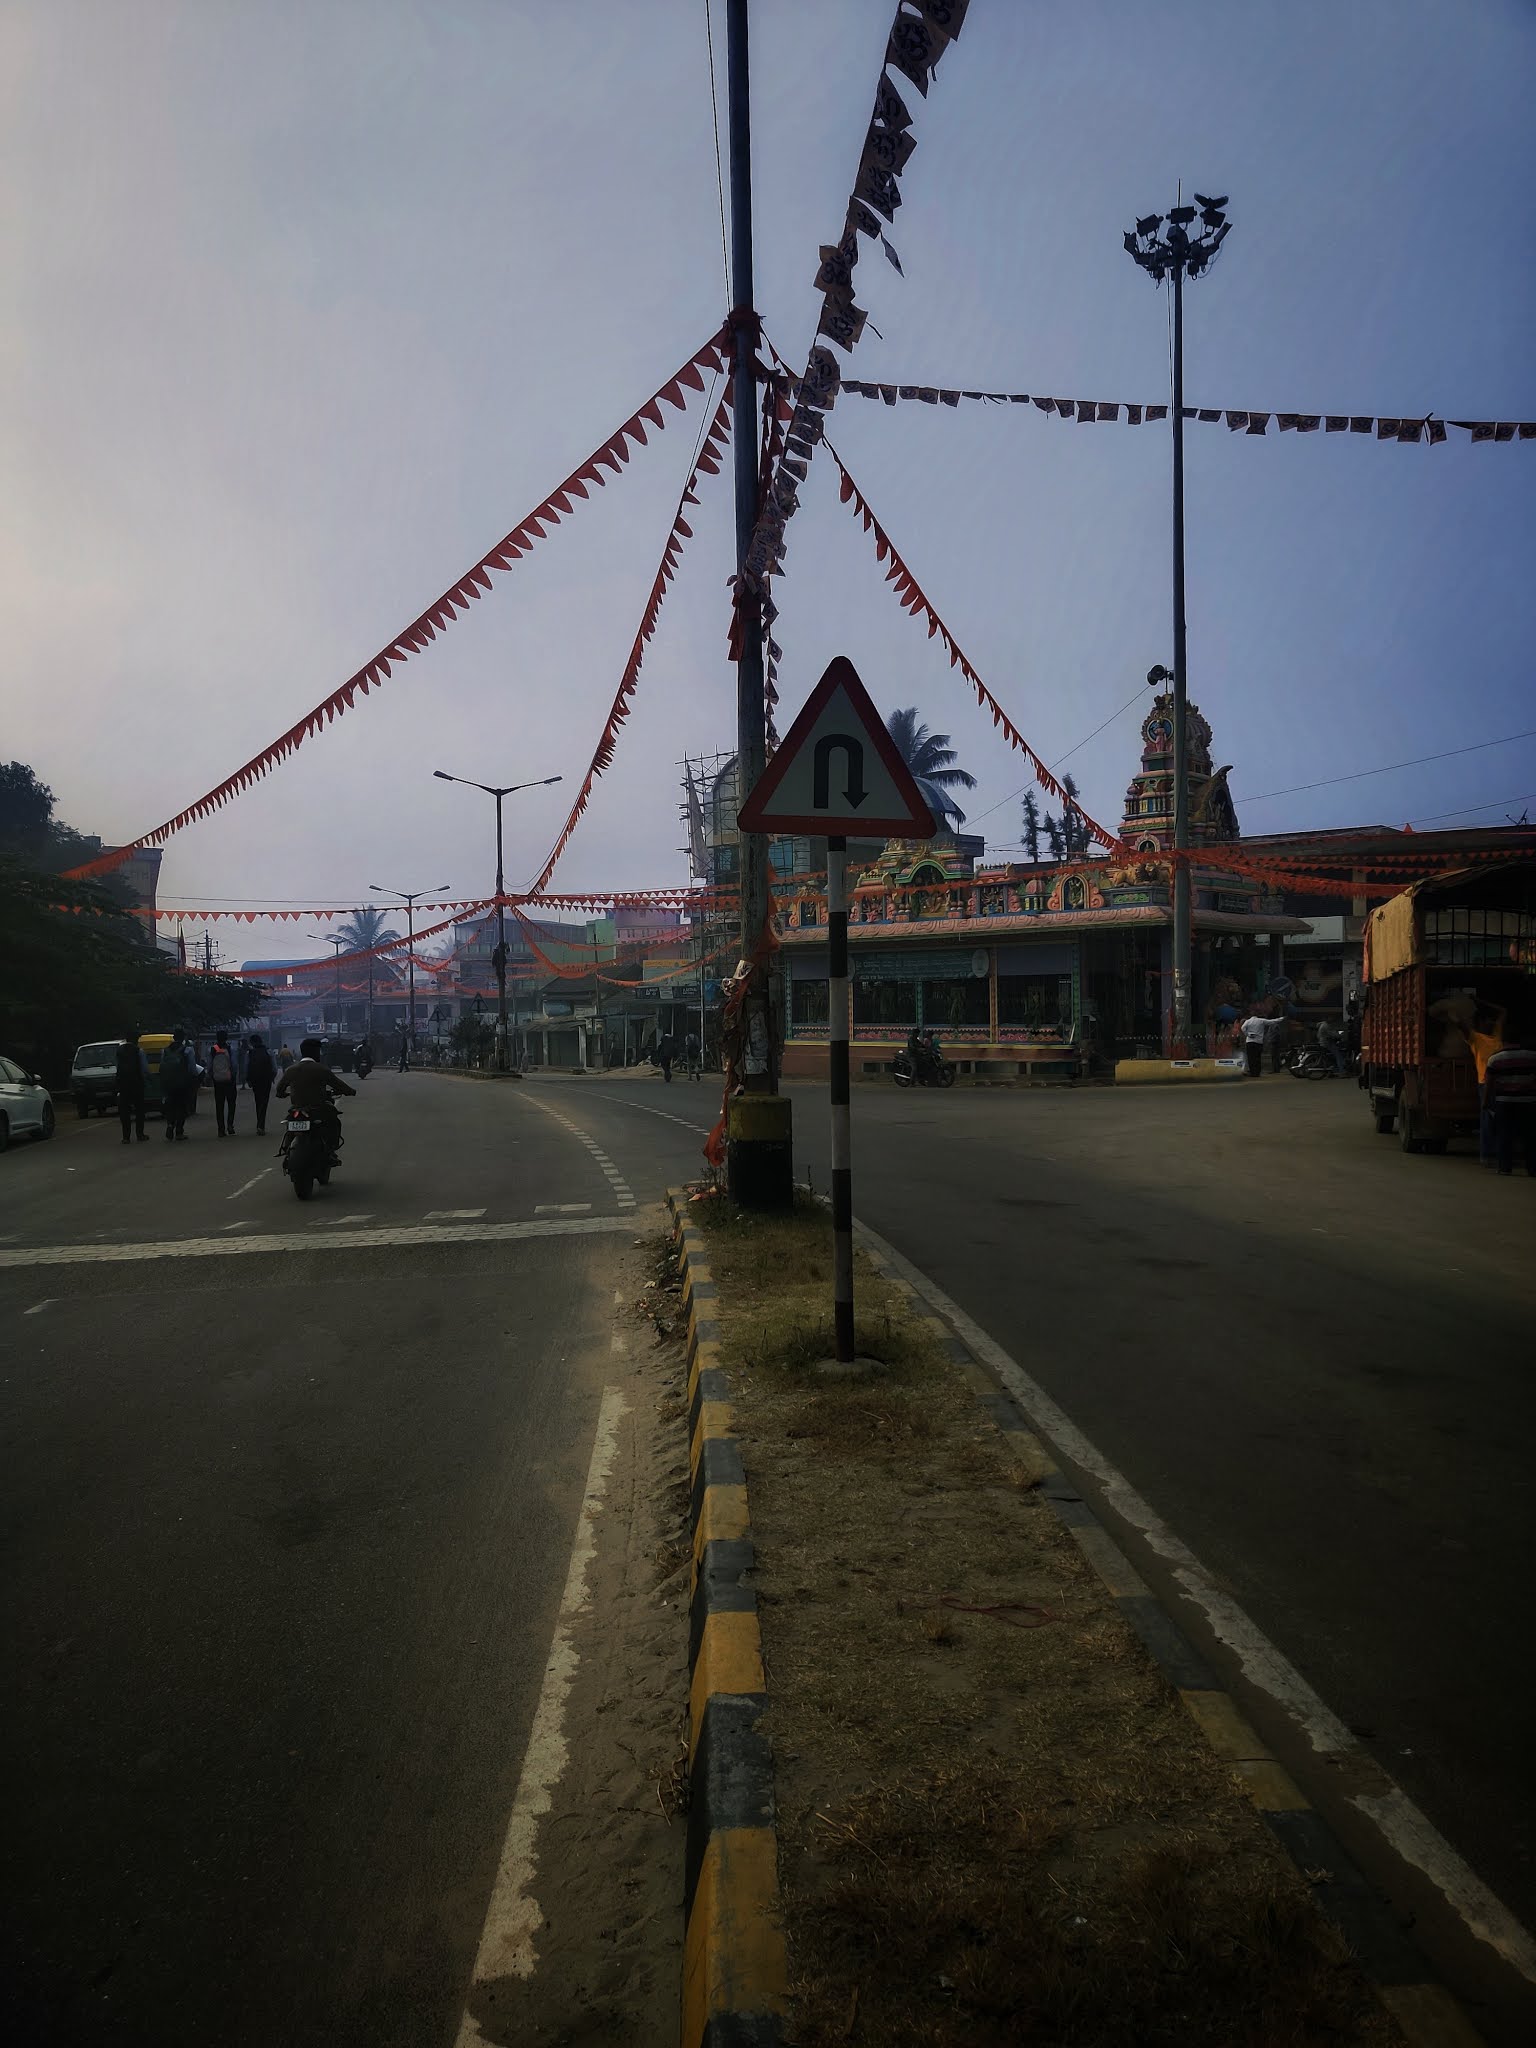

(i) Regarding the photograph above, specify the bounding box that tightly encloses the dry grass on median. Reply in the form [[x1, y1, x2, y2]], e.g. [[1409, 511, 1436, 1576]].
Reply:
[[688, 1196, 1403, 2048]]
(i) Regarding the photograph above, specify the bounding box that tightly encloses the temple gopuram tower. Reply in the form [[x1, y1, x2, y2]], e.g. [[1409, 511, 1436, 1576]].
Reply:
[[1120, 691, 1240, 855]]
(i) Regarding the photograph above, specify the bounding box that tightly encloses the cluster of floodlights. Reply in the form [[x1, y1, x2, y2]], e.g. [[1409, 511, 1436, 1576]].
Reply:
[[1124, 196, 1231, 281]]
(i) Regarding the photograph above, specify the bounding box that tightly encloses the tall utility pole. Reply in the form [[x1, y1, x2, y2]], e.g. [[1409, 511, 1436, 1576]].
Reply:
[[1124, 193, 1231, 1054], [370, 882, 447, 1063], [724, 0, 792, 1203], [726, 0, 768, 1087]]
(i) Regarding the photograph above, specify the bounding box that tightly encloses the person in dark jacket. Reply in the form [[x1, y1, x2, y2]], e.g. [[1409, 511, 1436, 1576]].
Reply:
[[655, 1032, 676, 1083], [245, 1034, 276, 1135], [159, 1031, 195, 1141], [116, 1035, 149, 1143]]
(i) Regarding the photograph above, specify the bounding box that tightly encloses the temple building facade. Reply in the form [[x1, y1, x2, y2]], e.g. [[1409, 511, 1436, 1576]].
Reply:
[[773, 694, 1536, 1080]]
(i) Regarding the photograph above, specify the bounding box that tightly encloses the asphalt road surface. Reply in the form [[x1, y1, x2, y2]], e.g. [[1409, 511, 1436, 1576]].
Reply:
[[5, 1068, 1532, 2039], [1, 1075, 643, 2047]]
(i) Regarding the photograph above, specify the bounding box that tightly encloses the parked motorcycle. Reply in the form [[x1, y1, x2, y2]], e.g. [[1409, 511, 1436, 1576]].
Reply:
[[1287, 1042, 1356, 1080], [279, 1105, 336, 1200], [892, 1049, 957, 1088]]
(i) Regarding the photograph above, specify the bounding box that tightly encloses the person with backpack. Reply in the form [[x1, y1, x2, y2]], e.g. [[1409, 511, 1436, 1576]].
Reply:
[[245, 1035, 276, 1136], [207, 1037, 238, 1135], [159, 1031, 195, 1141], [115, 1034, 149, 1143]]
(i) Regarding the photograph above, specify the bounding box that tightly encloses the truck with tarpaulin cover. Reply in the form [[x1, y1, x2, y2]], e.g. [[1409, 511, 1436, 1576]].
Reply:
[[1360, 860, 1536, 1153]]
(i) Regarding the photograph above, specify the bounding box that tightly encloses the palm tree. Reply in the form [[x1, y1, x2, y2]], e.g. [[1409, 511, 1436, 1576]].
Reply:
[[334, 905, 402, 961], [885, 708, 977, 830]]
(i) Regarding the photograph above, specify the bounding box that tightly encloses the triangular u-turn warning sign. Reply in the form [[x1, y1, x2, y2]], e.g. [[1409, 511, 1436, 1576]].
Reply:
[[736, 657, 937, 839]]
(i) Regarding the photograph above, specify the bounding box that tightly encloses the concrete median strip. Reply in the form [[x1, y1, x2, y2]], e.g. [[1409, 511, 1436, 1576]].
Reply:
[[666, 1186, 1499, 2048], [667, 1192, 787, 2048]]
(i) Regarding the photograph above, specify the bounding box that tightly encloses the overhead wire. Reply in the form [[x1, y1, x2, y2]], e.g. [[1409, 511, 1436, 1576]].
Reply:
[[1237, 727, 1536, 804], [967, 685, 1149, 827], [704, 0, 731, 304]]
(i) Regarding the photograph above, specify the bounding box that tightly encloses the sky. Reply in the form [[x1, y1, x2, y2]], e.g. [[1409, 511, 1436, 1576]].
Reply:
[[6, 0, 1534, 963]]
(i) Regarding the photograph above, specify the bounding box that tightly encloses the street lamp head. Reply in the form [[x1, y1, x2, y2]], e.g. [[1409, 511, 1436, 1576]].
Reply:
[[433, 770, 453, 782], [1125, 193, 1231, 283], [543, 775, 564, 786]]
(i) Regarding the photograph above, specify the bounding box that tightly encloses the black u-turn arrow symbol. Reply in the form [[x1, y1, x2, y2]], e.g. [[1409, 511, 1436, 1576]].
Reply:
[[812, 734, 867, 809]]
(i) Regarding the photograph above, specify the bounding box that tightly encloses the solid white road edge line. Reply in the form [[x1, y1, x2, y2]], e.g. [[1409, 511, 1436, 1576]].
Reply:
[[226, 1168, 273, 1201], [455, 1384, 629, 2040], [23, 1299, 55, 1316], [0, 1216, 643, 1268], [853, 1213, 1536, 1985]]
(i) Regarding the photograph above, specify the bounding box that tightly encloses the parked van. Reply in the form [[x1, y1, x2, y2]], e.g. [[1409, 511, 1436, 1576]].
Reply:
[[70, 1040, 127, 1118]]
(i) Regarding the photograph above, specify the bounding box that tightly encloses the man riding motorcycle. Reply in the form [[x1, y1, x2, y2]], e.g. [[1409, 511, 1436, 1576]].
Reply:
[[275, 1037, 356, 1161], [906, 1026, 943, 1080]]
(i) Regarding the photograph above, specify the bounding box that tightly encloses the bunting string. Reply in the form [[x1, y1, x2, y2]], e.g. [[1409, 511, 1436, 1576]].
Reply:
[[64, 326, 732, 882], [524, 394, 733, 897], [821, 438, 1129, 856], [736, 2, 973, 682], [835, 379, 1535, 444]]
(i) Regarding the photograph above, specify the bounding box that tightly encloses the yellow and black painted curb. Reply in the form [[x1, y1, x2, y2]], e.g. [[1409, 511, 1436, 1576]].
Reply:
[[667, 1191, 787, 2048], [856, 1232, 1487, 2048]]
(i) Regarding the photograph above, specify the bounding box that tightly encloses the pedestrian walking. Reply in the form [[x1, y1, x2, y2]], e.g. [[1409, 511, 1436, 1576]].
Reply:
[[245, 1034, 276, 1136], [115, 1034, 149, 1143], [208, 1038, 238, 1135], [655, 1031, 676, 1083], [158, 1031, 195, 1141], [684, 1029, 702, 1080], [278, 1043, 296, 1073], [1239, 1010, 1268, 1079]]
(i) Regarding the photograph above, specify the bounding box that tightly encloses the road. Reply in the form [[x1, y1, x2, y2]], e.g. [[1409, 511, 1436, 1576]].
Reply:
[[0, 1074, 645, 2048], [4, 1067, 1533, 2039]]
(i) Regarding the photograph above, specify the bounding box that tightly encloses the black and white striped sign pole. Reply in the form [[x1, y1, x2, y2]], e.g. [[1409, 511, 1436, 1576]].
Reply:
[[827, 835, 855, 1363]]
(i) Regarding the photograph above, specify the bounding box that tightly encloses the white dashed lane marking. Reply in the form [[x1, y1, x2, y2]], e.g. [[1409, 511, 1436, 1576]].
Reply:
[[605, 1094, 713, 1138], [536, 1203, 591, 1215], [520, 1097, 638, 1211], [0, 1217, 640, 1268], [425, 1208, 487, 1221]]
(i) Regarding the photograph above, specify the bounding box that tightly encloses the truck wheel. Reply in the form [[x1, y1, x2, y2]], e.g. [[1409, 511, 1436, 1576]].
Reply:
[[78, 1101, 91, 1118], [1399, 1107, 1424, 1154], [1373, 1109, 1395, 1135]]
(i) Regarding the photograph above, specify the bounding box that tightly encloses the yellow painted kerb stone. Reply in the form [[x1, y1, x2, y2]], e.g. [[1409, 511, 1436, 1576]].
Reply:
[[682, 1828, 787, 2048]]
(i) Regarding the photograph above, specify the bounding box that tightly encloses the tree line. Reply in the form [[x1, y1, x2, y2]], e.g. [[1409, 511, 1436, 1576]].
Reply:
[[0, 761, 261, 1085]]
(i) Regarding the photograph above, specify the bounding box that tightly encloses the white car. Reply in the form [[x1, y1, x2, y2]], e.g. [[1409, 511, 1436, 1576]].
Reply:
[[0, 1055, 56, 1149]]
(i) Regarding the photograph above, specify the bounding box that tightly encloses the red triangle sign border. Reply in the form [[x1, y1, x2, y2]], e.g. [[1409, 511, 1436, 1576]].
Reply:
[[735, 656, 937, 840]]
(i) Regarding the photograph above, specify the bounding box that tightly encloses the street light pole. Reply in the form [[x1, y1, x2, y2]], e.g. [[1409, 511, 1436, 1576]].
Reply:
[[309, 933, 346, 1039], [433, 771, 562, 1074], [370, 883, 449, 1065], [1125, 192, 1231, 1055]]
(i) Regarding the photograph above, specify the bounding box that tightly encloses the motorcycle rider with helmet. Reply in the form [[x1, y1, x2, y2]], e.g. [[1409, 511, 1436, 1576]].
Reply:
[[275, 1037, 356, 1162]]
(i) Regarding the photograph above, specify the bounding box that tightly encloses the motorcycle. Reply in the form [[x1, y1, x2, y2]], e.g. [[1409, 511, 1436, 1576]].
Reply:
[[1287, 1041, 1355, 1080], [353, 1044, 373, 1080], [279, 1105, 338, 1200], [892, 1048, 957, 1089]]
